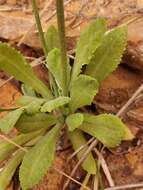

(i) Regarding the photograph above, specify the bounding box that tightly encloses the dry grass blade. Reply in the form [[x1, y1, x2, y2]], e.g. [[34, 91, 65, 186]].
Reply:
[[94, 148, 115, 187], [0, 76, 14, 88], [54, 167, 91, 190], [68, 137, 94, 161], [63, 139, 98, 190], [93, 175, 99, 190], [80, 173, 91, 190], [105, 182, 143, 190], [0, 134, 28, 152], [117, 84, 143, 118]]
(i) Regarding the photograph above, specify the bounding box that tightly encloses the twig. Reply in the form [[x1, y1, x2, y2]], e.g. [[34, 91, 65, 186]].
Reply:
[[94, 148, 115, 187], [0, 134, 28, 152], [0, 76, 14, 88], [93, 175, 99, 190], [80, 173, 91, 190], [53, 167, 91, 190], [63, 140, 98, 190], [117, 84, 143, 118], [68, 137, 94, 161], [105, 182, 143, 190]]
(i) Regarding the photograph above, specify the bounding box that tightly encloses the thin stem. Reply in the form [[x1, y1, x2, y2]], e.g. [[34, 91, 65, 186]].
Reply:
[[80, 173, 91, 190], [32, 0, 48, 56], [56, 0, 68, 96]]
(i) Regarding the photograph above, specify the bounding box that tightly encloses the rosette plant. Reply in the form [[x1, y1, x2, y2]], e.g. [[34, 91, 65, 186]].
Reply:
[[0, 0, 133, 189]]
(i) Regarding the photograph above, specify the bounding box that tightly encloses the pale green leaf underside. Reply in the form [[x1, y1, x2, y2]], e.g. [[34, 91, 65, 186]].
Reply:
[[0, 150, 25, 190], [72, 18, 107, 80], [20, 124, 61, 190], [0, 130, 43, 162], [0, 108, 24, 134], [85, 25, 127, 83], [15, 113, 57, 133], [47, 48, 71, 92], [44, 25, 60, 52], [16, 96, 45, 106], [80, 114, 134, 148], [0, 43, 52, 99], [41, 96, 71, 112], [66, 113, 84, 131], [69, 130, 96, 174], [69, 75, 99, 112]]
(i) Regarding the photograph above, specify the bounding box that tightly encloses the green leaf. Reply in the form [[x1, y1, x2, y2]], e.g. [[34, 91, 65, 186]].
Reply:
[[0, 108, 24, 134], [16, 96, 45, 106], [66, 113, 84, 131], [20, 124, 61, 190], [69, 129, 96, 174], [71, 18, 107, 80], [0, 150, 25, 190], [21, 83, 37, 97], [44, 25, 60, 51], [85, 25, 127, 83], [15, 113, 57, 133], [46, 48, 71, 92], [0, 130, 43, 162], [80, 114, 134, 148], [0, 43, 52, 99], [41, 96, 71, 112], [69, 75, 99, 112]]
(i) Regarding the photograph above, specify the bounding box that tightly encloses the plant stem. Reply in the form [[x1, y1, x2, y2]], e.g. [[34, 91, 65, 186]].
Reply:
[[56, 0, 68, 96], [32, 0, 58, 98], [32, 0, 48, 56]]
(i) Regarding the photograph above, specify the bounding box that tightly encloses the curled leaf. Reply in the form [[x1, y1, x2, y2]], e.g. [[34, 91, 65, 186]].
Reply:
[[66, 113, 84, 131], [46, 48, 71, 92], [44, 25, 60, 51]]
